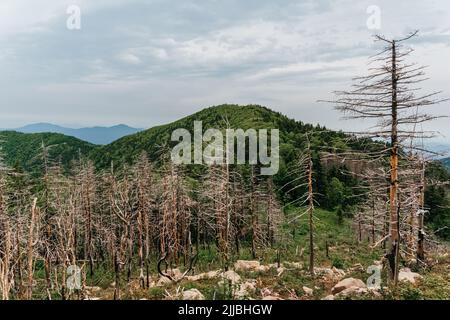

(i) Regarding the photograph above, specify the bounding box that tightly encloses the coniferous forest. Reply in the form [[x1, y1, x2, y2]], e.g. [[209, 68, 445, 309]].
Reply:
[[0, 104, 449, 300], [0, 3, 449, 304]]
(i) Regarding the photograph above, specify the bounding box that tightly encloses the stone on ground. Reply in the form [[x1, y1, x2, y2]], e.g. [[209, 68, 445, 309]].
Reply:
[[234, 260, 261, 272], [235, 280, 257, 299], [331, 277, 366, 295], [398, 268, 423, 284], [182, 289, 205, 300], [220, 270, 241, 285], [262, 295, 284, 300], [303, 286, 314, 296]]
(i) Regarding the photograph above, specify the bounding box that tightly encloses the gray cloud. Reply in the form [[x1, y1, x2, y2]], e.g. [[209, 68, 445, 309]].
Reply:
[[0, 0, 449, 141]]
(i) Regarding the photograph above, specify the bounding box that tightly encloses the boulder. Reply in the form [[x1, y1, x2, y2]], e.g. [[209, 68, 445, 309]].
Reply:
[[314, 267, 334, 278], [336, 287, 368, 297], [234, 260, 261, 272], [332, 278, 366, 295], [220, 270, 241, 285], [182, 289, 205, 300], [284, 262, 303, 269], [257, 265, 272, 272], [321, 295, 335, 300], [331, 267, 346, 277], [187, 270, 221, 281], [315, 267, 345, 281], [303, 286, 314, 296], [276, 267, 285, 277], [262, 295, 284, 300], [348, 263, 364, 272], [398, 268, 423, 284], [235, 281, 257, 299], [234, 260, 276, 273], [168, 268, 183, 280]]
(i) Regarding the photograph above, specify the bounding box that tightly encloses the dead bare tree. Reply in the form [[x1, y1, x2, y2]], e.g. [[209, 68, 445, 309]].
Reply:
[[132, 152, 156, 288], [282, 134, 317, 275], [326, 31, 447, 285]]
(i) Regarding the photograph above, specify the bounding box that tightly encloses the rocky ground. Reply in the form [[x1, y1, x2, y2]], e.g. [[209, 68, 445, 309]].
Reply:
[[82, 252, 450, 300]]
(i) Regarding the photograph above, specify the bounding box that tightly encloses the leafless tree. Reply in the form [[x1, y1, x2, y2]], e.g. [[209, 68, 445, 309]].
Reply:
[[326, 31, 447, 284]]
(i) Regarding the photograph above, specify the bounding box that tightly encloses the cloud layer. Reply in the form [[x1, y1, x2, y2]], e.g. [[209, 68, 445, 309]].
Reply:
[[0, 0, 449, 140]]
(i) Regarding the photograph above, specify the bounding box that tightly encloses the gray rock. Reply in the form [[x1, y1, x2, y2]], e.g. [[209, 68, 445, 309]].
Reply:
[[332, 278, 366, 295]]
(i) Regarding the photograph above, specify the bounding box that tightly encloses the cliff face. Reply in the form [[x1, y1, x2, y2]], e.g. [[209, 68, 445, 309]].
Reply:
[[320, 152, 375, 177]]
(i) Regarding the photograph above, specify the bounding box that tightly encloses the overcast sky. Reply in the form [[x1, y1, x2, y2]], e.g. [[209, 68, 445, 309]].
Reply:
[[0, 0, 449, 141]]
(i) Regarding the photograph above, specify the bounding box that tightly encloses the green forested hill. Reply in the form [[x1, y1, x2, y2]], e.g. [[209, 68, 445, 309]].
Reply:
[[90, 104, 362, 169], [88, 104, 377, 214], [1, 104, 449, 237], [0, 131, 97, 172]]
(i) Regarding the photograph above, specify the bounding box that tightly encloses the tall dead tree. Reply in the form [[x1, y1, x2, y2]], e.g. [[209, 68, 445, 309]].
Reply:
[[328, 31, 447, 284], [265, 178, 283, 247], [306, 139, 315, 275], [204, 164, 233, 269], [26, 198, 38, 300], [0, 165, 12, 300], [282, 134, 317, 275], [132, 152, 155, 288], [76, 159, 97, 277], [416, 160, 426, 262]]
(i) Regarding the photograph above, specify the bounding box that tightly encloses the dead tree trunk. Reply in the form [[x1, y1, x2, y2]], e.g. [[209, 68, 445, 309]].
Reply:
[[417, 161, 426, 262], [326, 31, 446, 286], [26, 198, 38, 300], [306, 143, 315, 276]]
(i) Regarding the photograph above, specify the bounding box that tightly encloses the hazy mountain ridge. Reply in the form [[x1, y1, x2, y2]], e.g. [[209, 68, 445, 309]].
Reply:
[[2, 105, 449, 173], [12, 123, 143, 145], [442, 157, 450, 169]]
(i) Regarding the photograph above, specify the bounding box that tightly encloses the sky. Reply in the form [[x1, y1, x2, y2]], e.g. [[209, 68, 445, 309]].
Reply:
[[0, 0, 449, 142]]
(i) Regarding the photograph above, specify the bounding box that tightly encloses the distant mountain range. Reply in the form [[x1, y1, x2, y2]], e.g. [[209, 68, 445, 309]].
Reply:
[[0, 105, 448, 173], [426, 141, 450, 157], [442, 157, 450, 170], [11, 123, 143, 145]]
